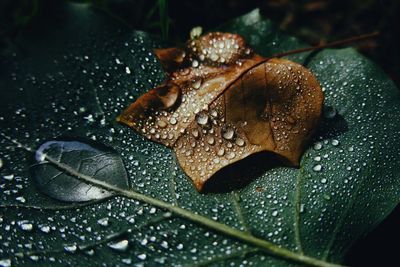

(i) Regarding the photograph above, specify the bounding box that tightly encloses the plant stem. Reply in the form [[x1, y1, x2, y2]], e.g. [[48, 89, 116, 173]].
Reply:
[[42, 154, 344, 267], [272, 31, 379, 58], [0, 133, 344, 267]]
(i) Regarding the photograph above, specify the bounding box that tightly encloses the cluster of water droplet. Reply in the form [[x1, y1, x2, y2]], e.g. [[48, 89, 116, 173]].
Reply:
[[174, 104, 254, 182], [188, 32, 252, 66]]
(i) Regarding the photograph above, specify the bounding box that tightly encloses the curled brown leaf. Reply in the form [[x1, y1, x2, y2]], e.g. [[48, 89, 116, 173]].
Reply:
[[117, 32, 324, 191]]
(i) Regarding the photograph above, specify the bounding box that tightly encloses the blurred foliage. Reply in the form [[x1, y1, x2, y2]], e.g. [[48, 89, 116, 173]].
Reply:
[[1, 0, 399, 85]]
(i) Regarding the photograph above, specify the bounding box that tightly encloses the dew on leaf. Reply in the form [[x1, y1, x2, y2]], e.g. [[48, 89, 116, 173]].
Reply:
[[221, 126, 235, 140], [137, 253, 147, 260], [331, 139, 339, 146], [313, 142, 323, 150], [97, 217, 110, 227], [313, 164, 322, 172], [2, 174, 14, 181], [64, 244, 78, 253], [108, 240, 129, 252]]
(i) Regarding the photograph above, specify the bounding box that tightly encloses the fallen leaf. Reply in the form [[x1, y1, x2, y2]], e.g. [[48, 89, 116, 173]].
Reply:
[[118, 32, 323, 191]]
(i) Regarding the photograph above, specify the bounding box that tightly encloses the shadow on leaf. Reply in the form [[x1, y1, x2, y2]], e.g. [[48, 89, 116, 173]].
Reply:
[[202, 111, 348, 193]]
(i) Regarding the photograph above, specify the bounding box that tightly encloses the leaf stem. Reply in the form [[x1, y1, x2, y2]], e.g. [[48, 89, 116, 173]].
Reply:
[[272, 31, 379, 59], [0, 133, 345, 267], [42, 153, 344, 267], [209, 31, 379, 107]]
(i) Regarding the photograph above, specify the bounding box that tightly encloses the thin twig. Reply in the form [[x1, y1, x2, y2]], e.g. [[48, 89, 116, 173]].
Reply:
[[272, 31, 379, 58]]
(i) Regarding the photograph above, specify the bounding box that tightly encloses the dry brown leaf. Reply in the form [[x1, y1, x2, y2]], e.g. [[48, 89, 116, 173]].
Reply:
[[117, 32, 324, 191]]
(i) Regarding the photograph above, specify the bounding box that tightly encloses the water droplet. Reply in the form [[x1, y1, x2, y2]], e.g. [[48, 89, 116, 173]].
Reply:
[[2, 174, 14, 181], [157, 120, 167, 128], [217, 147, 225, 156], [235, 138, 245, 146], [193, 79, 202, 89], [210, 53, 219, 61], [0, 259, 11, 267], [97, 217, 109, 227], [272, 210, 278, 216], [16, 196, 26, 203], [207, 136, 215, 145], [226, 152, 236, 159], [169, 117, 177, 125], [108, 240, 129, 252], [313, 142, 322, 150], [313, 164, 322, 172], [196, 112, 209, 126], [331, 139, 339, 146], [161, 241, 169, 249], [85, 250, 95, 256], [137, 254, 147, 260], [64, 245, 77, 253], [221, 126, 235, 140], [18, 221, 33, 231], [299, 204, 305, 213], [122, 258, 132, 264], [321, 178, 327, 184], [40, 225, 51, 233], [192, 60, 199, 68], [191, 129, 200, 138], [29, 255, 39, 261]]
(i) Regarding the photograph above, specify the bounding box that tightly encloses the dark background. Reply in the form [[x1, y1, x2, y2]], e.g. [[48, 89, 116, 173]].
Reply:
[[1, 0, 399, 266]]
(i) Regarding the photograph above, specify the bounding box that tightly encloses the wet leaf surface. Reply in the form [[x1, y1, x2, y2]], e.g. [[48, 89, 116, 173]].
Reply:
[[0, 4, 399, 267], [32, 140, 129, 202], [118, 33, 324, 191]]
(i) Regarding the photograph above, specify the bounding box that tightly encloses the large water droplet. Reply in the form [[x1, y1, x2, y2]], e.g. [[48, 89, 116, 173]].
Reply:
[[313, 164, 322, 172], [235, 138, 245, 147], [207, 136, 215, 145], [226, 152, 236, 159], [64, 245, 77, 253], [193, 79, 202, 90], [108, 240, 129, 252], [18, 221, 33, 231], [97, 217, 109, 227], [2, 174, 14, 181], [217, 147, 225, 156], [221, 126, 235, 140], [169, 117, 177, 125], [0, 259, 11, 267], [196, 112, 209, 126], [331, 139, 339, 146], [313, 142, 323, 150], [157, 120, 167, 128], [137, 253, 147, 260]]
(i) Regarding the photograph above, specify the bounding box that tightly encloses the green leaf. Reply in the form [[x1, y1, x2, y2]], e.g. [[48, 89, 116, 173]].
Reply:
[[32, 140, 129, 202], [0, 4, 399, 267]]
